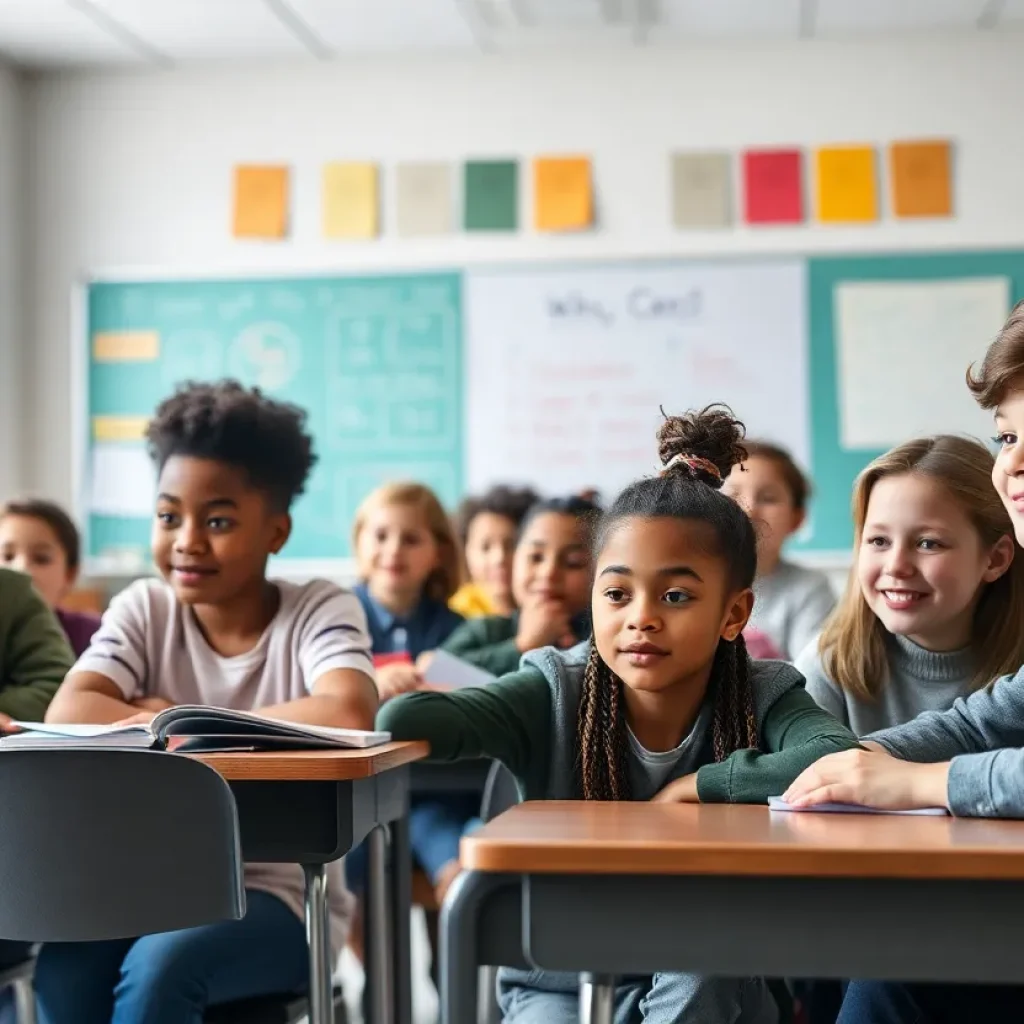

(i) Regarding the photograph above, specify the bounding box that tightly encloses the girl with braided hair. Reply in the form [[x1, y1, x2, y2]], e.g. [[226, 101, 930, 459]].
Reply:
[[380, 404, 859, 1023]]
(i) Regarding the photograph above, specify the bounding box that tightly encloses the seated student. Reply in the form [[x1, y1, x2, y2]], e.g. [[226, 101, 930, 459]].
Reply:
[[792, 434, 1024, 1024], [449, 484, 539, 619], [800, 435, 1024, 734], [349, 482, 468, 906], [0, 566, 72, 722], [783, 303, 1024, 1024], [441, 496, 598, 678], [0, 566, 73, 975], [0, 498, 102, 656], [381, 406, 859, 1024], [723, 441, 835, 659], [37, 380, 377, 1024]]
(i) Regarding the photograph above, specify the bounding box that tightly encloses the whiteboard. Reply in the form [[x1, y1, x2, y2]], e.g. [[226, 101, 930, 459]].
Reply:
[[836, 277, 1009, 449], [465, 261, 808, 498]]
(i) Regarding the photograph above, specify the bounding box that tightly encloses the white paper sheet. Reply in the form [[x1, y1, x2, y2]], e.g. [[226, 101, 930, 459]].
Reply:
[[768, 797, 948, 816], [836, 277, 1009, 449], [422, 649, 497, 691], [89, 443, 155, 517]]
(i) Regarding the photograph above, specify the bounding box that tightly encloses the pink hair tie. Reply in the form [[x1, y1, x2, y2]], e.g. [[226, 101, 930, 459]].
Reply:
[[660, 452, 722, 482]]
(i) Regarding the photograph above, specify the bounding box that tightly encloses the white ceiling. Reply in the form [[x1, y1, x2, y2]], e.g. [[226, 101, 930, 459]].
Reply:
[[0, 0, 1018, 69]]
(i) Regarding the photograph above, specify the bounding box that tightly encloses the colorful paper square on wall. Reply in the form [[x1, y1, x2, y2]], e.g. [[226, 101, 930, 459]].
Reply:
[[890, 140, 953, 218], [671, 152, 732, 229], [534, 157, 593, 232], [232, 165, 289, 239], [465, 160, 518, 232], [396, 162, 454, 237], [323, 162, 379, 239], [816, 145, 878, 223], [743, 149, 803, 225]]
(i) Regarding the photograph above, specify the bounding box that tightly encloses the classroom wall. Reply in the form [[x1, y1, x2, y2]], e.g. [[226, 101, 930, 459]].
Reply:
[[0, 62, 26, 500], [20, 31, 1024, 525]]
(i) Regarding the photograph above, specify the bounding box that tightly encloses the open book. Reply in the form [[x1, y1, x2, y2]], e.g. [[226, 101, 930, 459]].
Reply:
[[3, 706, 390, 753]]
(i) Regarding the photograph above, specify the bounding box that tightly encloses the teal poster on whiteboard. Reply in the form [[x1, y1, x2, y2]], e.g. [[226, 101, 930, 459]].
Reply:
[[85, 272, 462, 571]]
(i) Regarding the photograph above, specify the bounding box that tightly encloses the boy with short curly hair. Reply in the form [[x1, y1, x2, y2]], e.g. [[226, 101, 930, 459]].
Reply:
[[39, 379, 377, 1023]]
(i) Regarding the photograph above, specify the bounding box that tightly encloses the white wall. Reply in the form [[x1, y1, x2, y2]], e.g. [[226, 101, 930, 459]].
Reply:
[[21, 31, 1024, 514], [0, 62, 25, 499]]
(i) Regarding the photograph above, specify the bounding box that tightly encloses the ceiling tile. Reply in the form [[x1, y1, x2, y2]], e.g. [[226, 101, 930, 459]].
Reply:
[[815, 0, 988, 35], [998, 0, 1024, 23], [0, 0, 143, 66], [88, 0, 309, 59], [288, 0, 477, 50], [656, 0, 802, 39]]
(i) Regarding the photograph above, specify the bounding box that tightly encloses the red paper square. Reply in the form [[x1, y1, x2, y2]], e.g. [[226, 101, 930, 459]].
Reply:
[[743, 149, 804, 224]]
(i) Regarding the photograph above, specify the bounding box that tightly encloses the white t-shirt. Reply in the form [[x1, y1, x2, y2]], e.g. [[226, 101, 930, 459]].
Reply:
[[73, 576, 376, 955]]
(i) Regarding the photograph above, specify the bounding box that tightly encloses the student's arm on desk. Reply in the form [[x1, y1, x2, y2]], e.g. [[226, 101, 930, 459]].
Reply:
[[377, 667, 551, 797], [45, 672, 141, 724], [253, 586, 379, 729], [0, 574, 75, 721], [867, 667, 1024, 762], [692, 687, 860, 804], [257, 669, 378, 730]]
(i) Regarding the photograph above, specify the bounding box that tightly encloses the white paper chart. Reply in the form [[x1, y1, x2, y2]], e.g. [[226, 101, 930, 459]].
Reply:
[[836, 277, 1009, 449], [465, 261, 809, 497]]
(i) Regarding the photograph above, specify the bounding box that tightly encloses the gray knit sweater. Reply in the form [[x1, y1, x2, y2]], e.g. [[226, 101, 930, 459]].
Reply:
[[798, 634, 975, 737]]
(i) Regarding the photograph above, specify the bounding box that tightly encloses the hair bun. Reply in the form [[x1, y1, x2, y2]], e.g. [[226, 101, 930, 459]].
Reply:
[[656, 404, 747, 489]]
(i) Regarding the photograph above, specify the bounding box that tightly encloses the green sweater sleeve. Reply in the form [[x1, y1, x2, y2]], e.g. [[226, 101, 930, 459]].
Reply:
[[696, 686, 860, 804], [441, 616, 523, 678], [377, 666, 552, 798], [0, 571, 74, 720]]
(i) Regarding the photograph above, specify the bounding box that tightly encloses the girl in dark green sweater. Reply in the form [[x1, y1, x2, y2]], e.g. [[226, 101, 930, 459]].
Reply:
[[381, 406, 858, 1024]]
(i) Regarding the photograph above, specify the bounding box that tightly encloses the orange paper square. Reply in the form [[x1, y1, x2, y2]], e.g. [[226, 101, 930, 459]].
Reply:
[[815, 146, 878, 223], [890, 140, 953, 218], [534, 157, 592, 232], [233, 165, 289, 239]]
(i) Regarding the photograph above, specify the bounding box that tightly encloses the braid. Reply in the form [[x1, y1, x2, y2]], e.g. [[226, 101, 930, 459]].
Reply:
[[577, 641, 632, 800], [710, 634, 759, 762]]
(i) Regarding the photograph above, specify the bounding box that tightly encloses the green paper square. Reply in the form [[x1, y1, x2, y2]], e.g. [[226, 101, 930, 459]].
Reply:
[[464, 160, 518, 232]]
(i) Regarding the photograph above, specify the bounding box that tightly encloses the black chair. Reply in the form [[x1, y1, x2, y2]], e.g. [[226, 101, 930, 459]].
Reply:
[[0, 748, 345, 1023]]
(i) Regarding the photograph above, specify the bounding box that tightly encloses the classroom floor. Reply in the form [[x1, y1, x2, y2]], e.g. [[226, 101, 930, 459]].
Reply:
[[336, 908, 440, 1024]]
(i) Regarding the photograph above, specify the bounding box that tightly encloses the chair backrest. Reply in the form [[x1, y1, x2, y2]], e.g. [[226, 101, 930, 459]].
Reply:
[[480, 761, 520, 823], [0, 748, 245, 941]]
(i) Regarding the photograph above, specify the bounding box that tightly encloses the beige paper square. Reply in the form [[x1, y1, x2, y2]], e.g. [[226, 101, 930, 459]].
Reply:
[[396, 162, 453, 237], [672, 152, 731, 229]]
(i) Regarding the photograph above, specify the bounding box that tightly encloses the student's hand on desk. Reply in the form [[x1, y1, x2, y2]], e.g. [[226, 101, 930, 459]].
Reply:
[[783, 748, 951, 811], [0, 713, 16, 732], [652, 773, 699, 803], [376, 663, 424, 701], [516, 600, 575, 652], [112, 711, 157, 727]]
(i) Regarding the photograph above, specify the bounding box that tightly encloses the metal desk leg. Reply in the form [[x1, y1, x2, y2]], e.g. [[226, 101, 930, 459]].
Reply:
[[579, 973, 615, 1024], [389, 811, 413, 1024], [303, 863, 333, 1024], [367, 825, 395, 1024]]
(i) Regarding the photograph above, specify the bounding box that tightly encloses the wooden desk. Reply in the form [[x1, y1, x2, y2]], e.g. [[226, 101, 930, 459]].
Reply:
[[196, 742, 427, 1024], [442, 802, 1024, 1024]]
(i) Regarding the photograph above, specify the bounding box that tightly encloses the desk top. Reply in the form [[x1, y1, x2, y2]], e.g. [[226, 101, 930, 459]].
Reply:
[[193, 740, 428, 781], [461, 802, 1024, 880]]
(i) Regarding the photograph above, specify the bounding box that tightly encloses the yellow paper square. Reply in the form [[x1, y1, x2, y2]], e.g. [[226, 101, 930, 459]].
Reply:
[[815, 146, 878, 223], [92, 331, 159, 362], [534, 157, 593, 232], [232, 165, 289, 239], [323, 162, 379, 239], [92, 416, 150, 443]]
